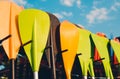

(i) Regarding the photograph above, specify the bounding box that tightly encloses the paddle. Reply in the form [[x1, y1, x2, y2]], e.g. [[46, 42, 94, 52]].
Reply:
[[0, 1, 23, 79], [60, 20, 79, 79], [94, 32, 106, 63], [110, 39, 120, 64], [46, 13, 60, 79], [18, 9, 50, 79], [76, 28, 95, 79], [91, 33, 113, 79]]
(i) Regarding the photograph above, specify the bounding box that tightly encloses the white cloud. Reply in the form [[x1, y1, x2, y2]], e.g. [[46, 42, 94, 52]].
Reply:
[[12, 0, 33, 8], [86, 8, 108, 24], [111, 1, 120, 11], [60, 0, 81, 8], [76, 0, 81, 8], [60, 0, 74, 7], [53, 13, 64, 19], [12, 0, 27, 6], [62, 11, 73, 17], [53, 11, 73, 20]]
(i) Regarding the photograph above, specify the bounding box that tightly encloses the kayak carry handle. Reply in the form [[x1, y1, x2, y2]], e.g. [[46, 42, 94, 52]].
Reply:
[[94, 58, 105, 62], [0, 35, 11, 44], [22, 40, 32, 47]]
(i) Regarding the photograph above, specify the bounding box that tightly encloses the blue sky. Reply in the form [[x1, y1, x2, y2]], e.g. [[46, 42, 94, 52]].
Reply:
[[13, 0, 120, 38]]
